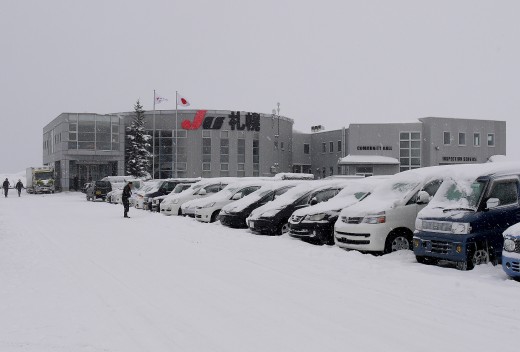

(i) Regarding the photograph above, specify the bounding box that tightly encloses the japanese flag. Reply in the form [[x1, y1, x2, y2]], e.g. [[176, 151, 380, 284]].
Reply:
[[177, 93, 190, 107]]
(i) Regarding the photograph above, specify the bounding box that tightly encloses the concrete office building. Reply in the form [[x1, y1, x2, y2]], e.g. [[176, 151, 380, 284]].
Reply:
[[43, 110, 506, 191]]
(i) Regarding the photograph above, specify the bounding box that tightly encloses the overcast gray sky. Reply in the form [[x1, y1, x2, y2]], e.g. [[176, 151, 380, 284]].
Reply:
[[1, 0, 519, 173]]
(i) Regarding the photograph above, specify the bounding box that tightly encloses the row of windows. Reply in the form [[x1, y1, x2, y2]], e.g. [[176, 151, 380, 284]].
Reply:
[[443, 132, 495, 147], [399, 131, 421, 172], [302, 141, 343, 155]]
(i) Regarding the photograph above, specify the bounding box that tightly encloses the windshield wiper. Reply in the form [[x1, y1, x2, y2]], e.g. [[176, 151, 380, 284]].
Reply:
[[442, 207, 476, 213]]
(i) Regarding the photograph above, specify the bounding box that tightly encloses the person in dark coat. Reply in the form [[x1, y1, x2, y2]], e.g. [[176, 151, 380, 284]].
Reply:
[[15, 179, 24, 197], [2, 178, 10, 197], [122, 181, 133, 218]]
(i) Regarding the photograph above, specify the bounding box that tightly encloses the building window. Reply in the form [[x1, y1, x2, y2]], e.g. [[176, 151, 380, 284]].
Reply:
[[400, 131, 421, 171], [237, 138, 245, 163], [237, 163, 245, 177], [474, 133, 480, 147], [220, 163, 229, 177], [202, 162, 211, 178], [443, 132, 451, 145], [220, 131, 229, 138], [329, 141, 334, 153], [337, 165, 342, 175], [304, 143, 310, 154], [337, 141, 342, 152], [322, 142, 326, 153], [330, 166, 334, 176], [202, 130, 211, 138], [487, 133, 495, 147], [356, 166, 373, 177], [253, 139, 259, 176], [220, 138, 229, 163], [202, 137, 211, 163], [274, 140, 278, 150], [458, 132, 466, 146]]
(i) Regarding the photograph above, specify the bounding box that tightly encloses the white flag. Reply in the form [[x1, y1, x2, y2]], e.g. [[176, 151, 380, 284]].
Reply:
[[155, 94, 168, 104], [177, 93, 190, 107]]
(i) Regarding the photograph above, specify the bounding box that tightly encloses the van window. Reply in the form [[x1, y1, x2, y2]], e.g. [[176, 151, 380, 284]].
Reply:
[[488, 181, 518, 206], [422, 179, 443, 197]]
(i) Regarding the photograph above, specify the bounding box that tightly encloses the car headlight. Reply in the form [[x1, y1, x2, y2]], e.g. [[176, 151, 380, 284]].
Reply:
[[306, 213, 328, 221], [415, 218, 423, 231], [451, 222, 471, 234], [504, 238, 516, 252], [202, 202, 216, 208], [172, 199, 179, 204], [362, 212, 386, 224]]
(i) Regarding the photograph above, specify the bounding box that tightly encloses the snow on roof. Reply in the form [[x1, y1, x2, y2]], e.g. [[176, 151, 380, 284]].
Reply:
[[339, 155, 399, 165], [248, 180, 352, 220], [291, 176, 390, 217], [221, 181, 301, 213]]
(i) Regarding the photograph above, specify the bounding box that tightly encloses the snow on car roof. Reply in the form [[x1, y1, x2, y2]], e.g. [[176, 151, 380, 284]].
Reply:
[[221, 181, 301, 213], [292, 176, 390, 216], [248, 180, 351, 219]]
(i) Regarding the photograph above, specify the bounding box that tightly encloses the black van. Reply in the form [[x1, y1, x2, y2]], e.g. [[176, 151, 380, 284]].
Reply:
[[86, 181, 112, 201], [413, 164, 520, 270]]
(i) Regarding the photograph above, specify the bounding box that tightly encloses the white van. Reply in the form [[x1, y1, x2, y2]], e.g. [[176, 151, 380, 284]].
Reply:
[[334, 166, 450, 254]]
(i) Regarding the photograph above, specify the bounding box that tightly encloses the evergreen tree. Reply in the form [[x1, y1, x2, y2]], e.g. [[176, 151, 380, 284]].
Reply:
[[125, 100, 152, 178]]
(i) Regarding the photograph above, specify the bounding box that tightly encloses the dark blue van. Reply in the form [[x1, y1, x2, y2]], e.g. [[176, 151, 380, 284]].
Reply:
[[413, 164, 520, 270]]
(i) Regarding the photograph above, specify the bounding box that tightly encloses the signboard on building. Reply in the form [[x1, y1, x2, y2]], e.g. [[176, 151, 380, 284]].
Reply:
[[182, 110, 261, 131]]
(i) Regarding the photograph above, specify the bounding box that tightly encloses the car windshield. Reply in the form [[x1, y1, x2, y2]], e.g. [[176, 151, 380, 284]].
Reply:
[[95, 181, 111, 187], [35, 172, 53, 180], [429, 178, 487, 209]]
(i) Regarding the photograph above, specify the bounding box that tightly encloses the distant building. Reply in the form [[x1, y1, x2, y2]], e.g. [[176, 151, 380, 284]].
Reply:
[[43, 111, 505, 190]]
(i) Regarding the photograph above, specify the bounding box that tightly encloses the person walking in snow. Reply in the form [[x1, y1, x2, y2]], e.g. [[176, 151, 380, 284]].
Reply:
[[2, 178, 10, 197], [15, 179, 24, 197], [122, 181, 133, 218]]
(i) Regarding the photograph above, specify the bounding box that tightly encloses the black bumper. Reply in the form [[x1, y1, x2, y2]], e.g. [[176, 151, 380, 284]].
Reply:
[[248, 218, 278, 235], [220, 214, 248, 228], [289, 221, 333, 242]]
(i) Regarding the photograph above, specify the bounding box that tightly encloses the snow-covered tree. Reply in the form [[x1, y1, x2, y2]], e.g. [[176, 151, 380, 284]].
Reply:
[[125, 100, 152, 178]]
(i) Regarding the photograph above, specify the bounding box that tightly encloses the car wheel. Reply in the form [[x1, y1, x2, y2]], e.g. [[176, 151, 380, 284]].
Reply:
[[384, 231, 412, 254], [178, 208, 182, 216], [210, 210, 220, 223], [457, 248, 489, 271], [278, 222, 290, 236]]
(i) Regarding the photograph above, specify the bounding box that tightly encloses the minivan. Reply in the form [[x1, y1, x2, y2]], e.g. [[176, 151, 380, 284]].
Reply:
[[414, 162, 520, 270]]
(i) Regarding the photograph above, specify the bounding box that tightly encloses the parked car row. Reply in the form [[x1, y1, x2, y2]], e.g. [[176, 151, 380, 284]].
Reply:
[[89, 163, 520, 280]]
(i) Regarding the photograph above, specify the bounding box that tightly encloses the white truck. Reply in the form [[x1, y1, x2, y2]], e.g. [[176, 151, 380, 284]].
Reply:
[[26, 166, 55, 194]]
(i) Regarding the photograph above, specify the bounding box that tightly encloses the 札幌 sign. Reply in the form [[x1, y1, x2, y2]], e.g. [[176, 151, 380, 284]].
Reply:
[[182, 110, 261, 131]]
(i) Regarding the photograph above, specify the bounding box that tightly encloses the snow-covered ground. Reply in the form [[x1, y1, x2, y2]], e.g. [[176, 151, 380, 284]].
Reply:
[[0, 192, 519, 352]]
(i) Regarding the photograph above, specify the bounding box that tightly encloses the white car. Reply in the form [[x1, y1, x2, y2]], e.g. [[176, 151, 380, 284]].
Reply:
[[194, 182, 265, 223], [179, 180, 237, 217], [334, 166, 450, 253]]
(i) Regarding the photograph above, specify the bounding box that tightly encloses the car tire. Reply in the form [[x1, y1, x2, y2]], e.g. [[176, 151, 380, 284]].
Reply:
[[278, 222, 290, 236], [210, 210, 220, 223], [384, 231, 413, 254], [456, 248, 489, 271]]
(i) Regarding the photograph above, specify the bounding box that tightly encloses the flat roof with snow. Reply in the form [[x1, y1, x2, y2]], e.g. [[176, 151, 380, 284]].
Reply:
[[339, 155, 400, 165]]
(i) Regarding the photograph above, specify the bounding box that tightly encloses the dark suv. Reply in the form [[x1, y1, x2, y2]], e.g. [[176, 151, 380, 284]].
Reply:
[[145, 178, 199, 211], [86, 181, 112, 201]]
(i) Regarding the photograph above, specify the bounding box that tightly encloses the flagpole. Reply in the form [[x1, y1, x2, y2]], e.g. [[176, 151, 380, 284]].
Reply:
[[175, 91, 178, 178], [152, 90, 156, 180]]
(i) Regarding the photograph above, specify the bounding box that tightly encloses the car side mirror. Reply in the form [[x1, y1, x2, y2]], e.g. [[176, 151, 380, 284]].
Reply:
[[198, 189, 207, 196], [416, 191, 430, 205], [310, 197, 318, 206], [232, 192, 243, 200], [486, 198, 500, 209]]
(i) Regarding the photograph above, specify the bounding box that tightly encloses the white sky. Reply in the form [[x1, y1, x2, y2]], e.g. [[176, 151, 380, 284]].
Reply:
[[1, 0, 519, 173]]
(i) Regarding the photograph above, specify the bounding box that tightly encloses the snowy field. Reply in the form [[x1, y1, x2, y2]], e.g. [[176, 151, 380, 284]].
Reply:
[[1, 192, 519, 352]]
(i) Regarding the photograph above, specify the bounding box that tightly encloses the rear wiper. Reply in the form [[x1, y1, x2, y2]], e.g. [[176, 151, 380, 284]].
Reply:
[[442, 207, 476, 213]]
